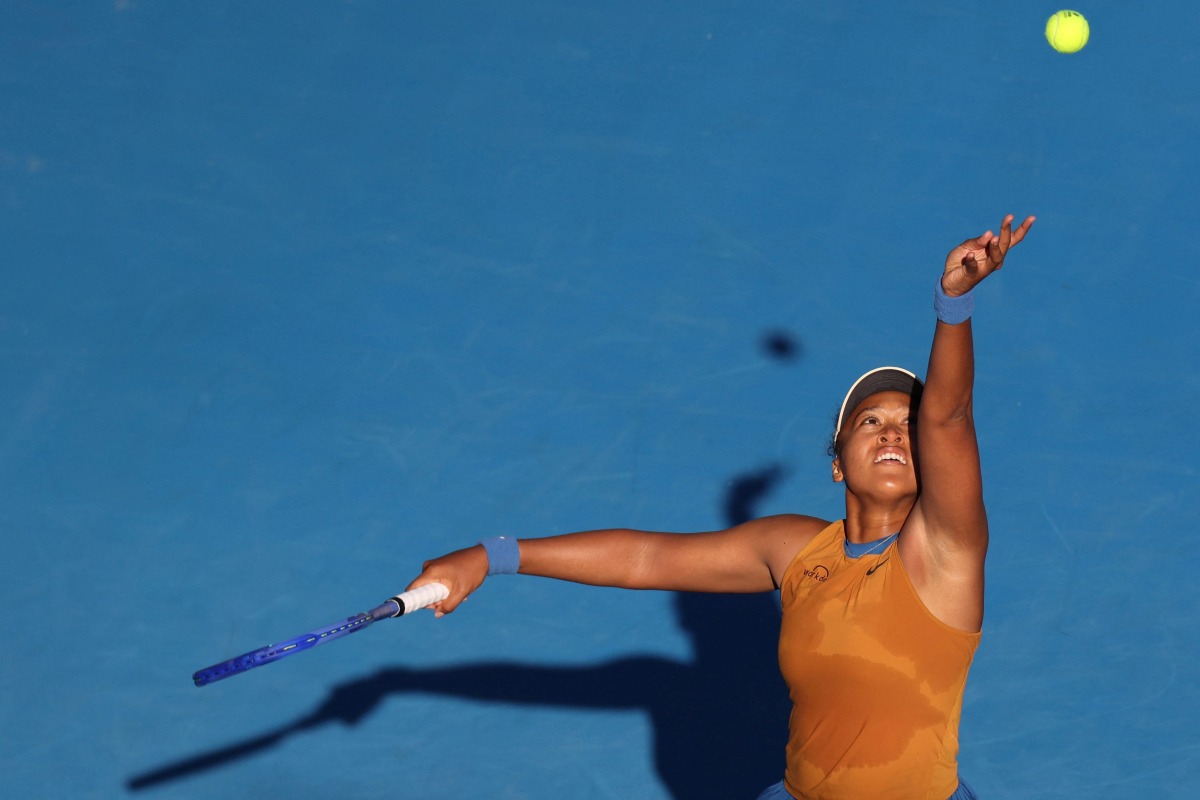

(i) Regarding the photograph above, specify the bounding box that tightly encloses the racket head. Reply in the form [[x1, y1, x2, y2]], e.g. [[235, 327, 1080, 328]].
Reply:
[[192, 583, 447, 687], [192, 612, 374, 687]]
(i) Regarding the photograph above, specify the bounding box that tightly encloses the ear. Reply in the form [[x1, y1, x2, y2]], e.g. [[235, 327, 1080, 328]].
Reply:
[[831, 458, 844, 483]]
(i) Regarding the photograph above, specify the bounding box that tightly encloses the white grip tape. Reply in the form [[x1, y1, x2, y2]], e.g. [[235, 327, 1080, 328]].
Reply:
[[393, 582, 450, 615]]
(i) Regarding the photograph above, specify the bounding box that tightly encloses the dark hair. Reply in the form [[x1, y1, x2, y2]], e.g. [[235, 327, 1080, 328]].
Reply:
[[825, 410, 841, 458]]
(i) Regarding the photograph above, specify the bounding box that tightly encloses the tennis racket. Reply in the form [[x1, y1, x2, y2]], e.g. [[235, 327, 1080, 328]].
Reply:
[[192, 582, 449, 687]]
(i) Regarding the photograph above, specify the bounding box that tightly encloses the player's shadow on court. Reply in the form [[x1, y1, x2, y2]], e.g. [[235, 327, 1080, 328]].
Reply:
[[127, 464, 791, 799]]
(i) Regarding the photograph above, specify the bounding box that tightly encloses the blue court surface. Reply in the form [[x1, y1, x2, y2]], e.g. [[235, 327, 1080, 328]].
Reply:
[[2, 2, 1198, 798]]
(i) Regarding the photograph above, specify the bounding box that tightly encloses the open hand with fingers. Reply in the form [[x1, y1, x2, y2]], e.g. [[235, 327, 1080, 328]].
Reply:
[[941, 214, 1036, 296]]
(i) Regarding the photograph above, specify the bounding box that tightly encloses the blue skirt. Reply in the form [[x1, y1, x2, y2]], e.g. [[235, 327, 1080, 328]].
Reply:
[[756, 778, 978, 799]]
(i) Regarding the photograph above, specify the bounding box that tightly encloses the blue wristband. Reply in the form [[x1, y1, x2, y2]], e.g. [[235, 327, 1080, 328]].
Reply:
[[479, 536, 520, 575], [934, 279, 974, 324]]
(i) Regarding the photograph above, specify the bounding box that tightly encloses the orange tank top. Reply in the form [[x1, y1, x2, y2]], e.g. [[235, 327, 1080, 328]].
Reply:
[[778, 520, 980, 800]]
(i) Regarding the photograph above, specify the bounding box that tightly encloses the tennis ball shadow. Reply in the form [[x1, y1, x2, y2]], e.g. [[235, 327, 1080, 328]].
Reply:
[[762, 329, 802, 362]]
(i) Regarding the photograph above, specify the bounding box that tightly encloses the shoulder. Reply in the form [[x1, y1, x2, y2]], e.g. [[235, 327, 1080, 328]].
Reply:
[[731, 514, 832, 588], [733, 513, 830, 541]]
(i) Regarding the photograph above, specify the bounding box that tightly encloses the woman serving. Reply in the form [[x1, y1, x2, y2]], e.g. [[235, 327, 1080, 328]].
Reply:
[[407, 213, 1035, 800]]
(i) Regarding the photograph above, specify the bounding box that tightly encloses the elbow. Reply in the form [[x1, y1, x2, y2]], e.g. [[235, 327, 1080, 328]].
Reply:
[[583, 529, 660, 590], [920, 398, 974, 430], [623, 534, 664, 589]]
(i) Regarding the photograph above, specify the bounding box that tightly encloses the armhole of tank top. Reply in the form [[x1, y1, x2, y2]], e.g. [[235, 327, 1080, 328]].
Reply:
[[889, 549, 983, 640]]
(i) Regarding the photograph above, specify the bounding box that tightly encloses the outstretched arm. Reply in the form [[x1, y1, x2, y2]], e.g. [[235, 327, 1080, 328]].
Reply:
[[406, 514, 825, 616], [902, 214, 1034, 628]]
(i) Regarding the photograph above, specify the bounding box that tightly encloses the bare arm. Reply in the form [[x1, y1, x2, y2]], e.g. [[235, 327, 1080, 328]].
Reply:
[[902, 214, 1034, 628], [407, 514, 826, 615]]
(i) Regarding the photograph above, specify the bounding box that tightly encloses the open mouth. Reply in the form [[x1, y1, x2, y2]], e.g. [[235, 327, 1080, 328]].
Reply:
[[874, 451, 907, 465]]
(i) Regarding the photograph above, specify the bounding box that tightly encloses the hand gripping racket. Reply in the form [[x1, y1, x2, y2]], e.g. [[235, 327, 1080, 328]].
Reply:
[[192, 582, 449, 687]]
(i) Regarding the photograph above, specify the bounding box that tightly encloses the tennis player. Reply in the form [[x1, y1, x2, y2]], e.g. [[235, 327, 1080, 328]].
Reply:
[[408, 213, 1035, 799]]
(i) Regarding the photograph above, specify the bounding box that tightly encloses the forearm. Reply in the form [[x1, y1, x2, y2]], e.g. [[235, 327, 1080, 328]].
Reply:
[[916, 276, 987, 542], [921, 317, 976, 426], [516, 528, 664, 588]]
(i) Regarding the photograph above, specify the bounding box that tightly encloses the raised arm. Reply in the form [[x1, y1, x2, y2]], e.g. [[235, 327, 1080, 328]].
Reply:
[[902, 214, 1034, 629], [406, 514, 826, 616]]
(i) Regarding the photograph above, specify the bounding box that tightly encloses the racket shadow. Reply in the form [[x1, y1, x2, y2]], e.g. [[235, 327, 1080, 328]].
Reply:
[[127, 464, 792, 798]]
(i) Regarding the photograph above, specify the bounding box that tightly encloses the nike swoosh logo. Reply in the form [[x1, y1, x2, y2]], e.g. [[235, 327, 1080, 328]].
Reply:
[[866, 558, 889, 576]]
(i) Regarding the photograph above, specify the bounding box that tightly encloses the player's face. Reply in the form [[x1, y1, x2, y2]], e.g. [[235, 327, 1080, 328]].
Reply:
[[832, 391, 918, 499]]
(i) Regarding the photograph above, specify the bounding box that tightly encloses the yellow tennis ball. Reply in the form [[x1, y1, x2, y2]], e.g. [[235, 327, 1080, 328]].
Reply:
[[1045, 10, 1089, 53]]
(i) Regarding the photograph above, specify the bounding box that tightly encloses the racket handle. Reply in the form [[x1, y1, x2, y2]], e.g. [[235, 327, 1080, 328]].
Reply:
[[372, 582, 449, 619]]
